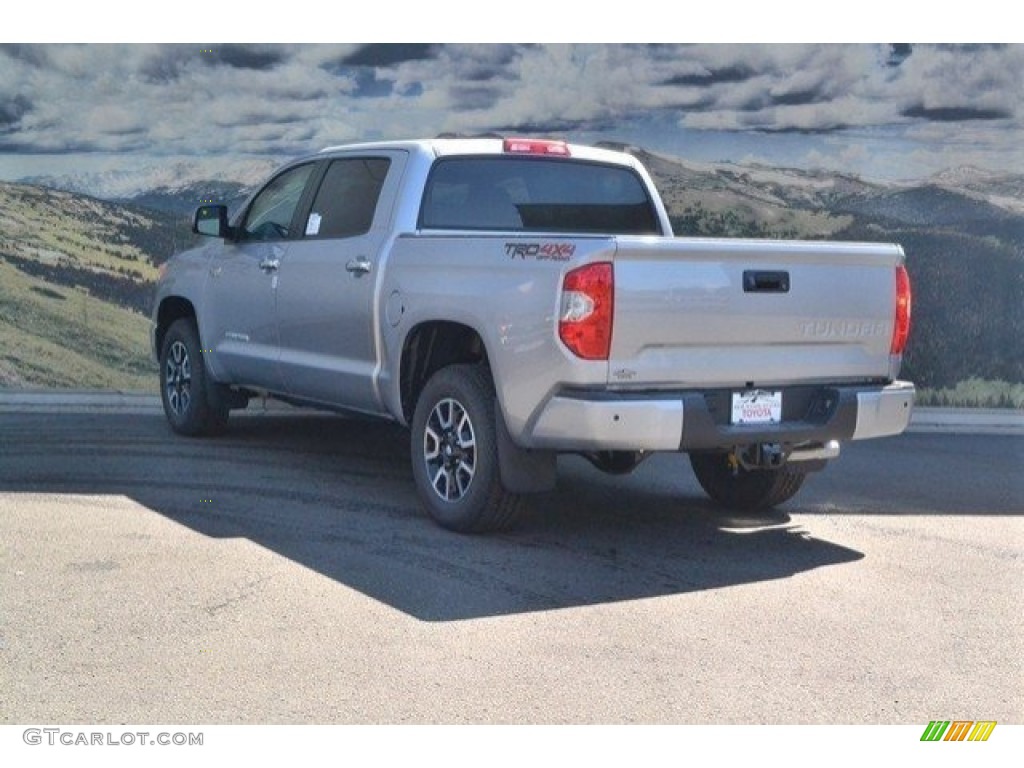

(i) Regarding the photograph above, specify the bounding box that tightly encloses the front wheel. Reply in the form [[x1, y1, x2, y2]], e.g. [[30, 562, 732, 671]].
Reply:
[[410, 364, 523, 533], [689, 451, 806, 511], [159, 318, 230, 437]]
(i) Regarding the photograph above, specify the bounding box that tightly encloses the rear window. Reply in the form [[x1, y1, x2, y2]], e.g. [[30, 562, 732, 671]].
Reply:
[[419, 157, 661, 235]]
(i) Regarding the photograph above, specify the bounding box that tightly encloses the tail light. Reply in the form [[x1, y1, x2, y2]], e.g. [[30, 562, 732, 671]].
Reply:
[[890, 264, 912, 355], [503, 138, 570, 156], [559, 263, 613, 360]]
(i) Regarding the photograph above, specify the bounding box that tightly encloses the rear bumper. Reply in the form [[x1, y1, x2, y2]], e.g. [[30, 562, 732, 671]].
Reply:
[[527, 380, 915, 452], [851, 381, 916, 440]]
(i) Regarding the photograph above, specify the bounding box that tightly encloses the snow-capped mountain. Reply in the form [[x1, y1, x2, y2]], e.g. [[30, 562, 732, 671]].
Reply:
[[21, 157, 282, 202], [926, 166, 1024, 214]]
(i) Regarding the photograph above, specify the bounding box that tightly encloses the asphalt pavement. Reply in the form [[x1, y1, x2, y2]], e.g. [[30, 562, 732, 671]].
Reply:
[[0, 402, 1021, 724]]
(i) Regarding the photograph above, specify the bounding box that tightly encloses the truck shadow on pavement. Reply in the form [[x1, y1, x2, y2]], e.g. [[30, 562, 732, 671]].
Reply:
[[3, 411, 870, 622]]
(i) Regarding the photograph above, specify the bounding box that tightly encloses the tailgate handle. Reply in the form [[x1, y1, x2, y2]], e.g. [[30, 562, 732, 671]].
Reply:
[[743, 270, 790, 293]]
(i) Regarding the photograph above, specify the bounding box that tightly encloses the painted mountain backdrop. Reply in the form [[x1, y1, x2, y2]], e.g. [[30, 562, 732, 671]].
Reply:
[[1, 149, 1022, 405]]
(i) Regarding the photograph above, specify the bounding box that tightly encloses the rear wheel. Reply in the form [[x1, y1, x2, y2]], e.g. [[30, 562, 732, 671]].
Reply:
[[159, 318, 230, 436], [410, 364, 523, 533], [689, 451, 806, 510]]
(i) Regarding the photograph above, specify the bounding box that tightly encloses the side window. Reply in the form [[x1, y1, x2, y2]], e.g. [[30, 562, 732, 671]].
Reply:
[[242, 163, 315, 241], [304, 158, 391, 239]]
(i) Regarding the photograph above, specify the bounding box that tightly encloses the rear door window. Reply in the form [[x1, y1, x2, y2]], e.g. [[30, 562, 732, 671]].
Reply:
[[304, 157, 392, 239], [420, 157, 661, 235]]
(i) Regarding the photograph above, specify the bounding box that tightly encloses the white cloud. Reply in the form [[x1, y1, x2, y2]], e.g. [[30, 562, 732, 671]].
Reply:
[[1, 43, 1021, 183]]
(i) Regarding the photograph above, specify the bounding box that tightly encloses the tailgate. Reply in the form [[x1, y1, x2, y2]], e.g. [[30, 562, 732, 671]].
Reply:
[[609, 237, 904, 388]]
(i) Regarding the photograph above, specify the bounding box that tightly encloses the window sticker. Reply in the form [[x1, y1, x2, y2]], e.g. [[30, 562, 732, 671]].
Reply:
[[305, 212, 322, 236]]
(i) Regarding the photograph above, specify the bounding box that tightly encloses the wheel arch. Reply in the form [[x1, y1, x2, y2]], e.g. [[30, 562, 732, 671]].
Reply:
[[399, 320, 557, 498], [155, 296, 198, 356], [398, 320, 489, 424]]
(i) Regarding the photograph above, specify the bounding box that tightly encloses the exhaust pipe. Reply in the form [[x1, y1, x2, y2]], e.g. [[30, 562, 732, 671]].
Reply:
[[787, 440, 841, 463]]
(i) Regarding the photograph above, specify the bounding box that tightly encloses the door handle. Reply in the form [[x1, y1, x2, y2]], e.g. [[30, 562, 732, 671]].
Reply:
[[743, 270, 789, 293], [346, 257, 372, 276], [259, 258, 280, 273]]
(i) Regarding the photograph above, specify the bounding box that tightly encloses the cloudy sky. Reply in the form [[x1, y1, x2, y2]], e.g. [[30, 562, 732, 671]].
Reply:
[[1, 42, 1021, 189]]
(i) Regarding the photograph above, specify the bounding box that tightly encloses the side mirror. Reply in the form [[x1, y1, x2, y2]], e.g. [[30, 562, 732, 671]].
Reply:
[[193, 205, 233, 239]]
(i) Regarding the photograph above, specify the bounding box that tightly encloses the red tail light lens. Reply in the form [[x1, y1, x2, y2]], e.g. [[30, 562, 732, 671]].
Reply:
[[891, 264, 912, 355], [559, 263, 613, 360]]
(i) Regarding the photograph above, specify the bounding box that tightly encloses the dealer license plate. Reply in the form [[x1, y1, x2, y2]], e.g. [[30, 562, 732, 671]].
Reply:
[[731, 390, 783, 425]]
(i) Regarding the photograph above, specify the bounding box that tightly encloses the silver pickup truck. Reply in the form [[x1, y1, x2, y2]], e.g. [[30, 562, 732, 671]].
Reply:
[[152, 137, 914, 532]]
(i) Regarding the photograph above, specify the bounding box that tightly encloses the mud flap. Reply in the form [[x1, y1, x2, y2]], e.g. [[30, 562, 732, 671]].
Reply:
[[496, 401, 556, 494]]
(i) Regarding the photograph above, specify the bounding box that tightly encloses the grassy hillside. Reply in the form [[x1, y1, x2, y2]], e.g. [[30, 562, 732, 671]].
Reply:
[[0, 259, 154, 390], [0, 183, 170, 283], [0, 182, 175, 391]]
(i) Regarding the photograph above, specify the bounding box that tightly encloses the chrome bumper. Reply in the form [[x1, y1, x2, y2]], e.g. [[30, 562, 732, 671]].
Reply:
[[851, 381, 915, 440], [527, 380, 915, 452]]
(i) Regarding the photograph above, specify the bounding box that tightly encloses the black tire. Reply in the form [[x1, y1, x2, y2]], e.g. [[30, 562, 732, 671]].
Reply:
[[689, 451, 806, 511], [159, 318, 230, 437], [410, 364, 524, 533]]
